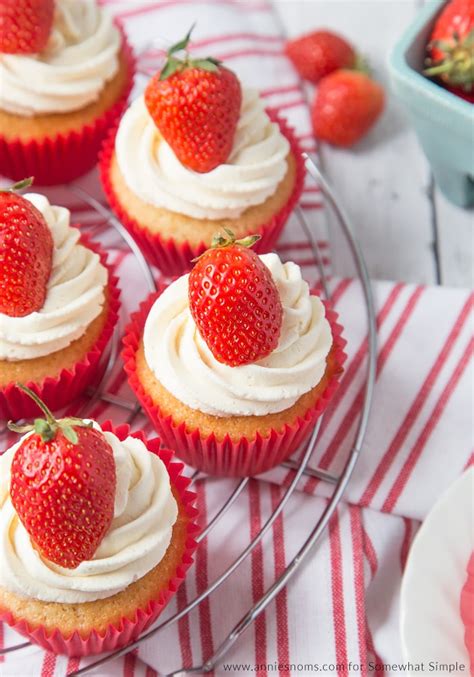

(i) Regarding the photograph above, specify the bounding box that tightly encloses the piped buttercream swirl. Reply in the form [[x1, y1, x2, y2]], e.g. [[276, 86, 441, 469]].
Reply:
[[143, 254, 333, 417], [115, 89, 290, 220], [0, 193, 108, 361], [0, 0, 121, 116], [0, 425, 178, 603]]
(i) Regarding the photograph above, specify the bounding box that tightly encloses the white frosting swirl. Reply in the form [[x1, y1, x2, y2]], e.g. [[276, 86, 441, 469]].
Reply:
[[0, 0, 121, 116], [115, 89, 290, 220], [0, 193, 107, 361], [144, 254, 333, 417], [0, 425, 178, 603]]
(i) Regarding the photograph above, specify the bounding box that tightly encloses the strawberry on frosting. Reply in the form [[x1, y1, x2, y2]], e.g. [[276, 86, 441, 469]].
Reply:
[[0, 178, 53, 318], [0, 400, 179, 602], [144, 26, 242, 173], [0, 0, 54, 54], [143, 243, 333, 418], [189, 230, 283, 366], [8, 386, 116, 569], [0, 189, 108, 362], [0, 0, 122, 117], [115, 88, 289, 220]]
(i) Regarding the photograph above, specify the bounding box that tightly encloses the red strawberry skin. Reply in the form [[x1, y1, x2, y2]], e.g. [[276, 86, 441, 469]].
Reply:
[[145, 66, 242, 173], [285, 30, 355, 84], [0, 0, 55, 54], [10, 427, 116, 569], [0, 192, 53, 318], [429, 0, 474, 63], [311, 70, 385, 147], [425, 0, 474, 94], [189, 245, 283, 367], [446, 84, 474, 101]]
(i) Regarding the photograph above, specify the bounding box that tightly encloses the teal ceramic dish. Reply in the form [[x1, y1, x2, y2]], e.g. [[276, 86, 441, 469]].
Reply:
[[389, 0, 474, 208]]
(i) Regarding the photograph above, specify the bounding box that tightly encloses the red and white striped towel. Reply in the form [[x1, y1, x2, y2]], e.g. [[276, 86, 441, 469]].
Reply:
[[0, 1, 473, 676], [0, 480, 425, 677], [1, 259, 471, 676], [265, 279, 473, 521]]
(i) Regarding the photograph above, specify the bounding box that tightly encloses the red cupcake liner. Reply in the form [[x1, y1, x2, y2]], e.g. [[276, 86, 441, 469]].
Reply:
[[99, 111, 306, 277], [122, 287, 347, 477], [0, 421, 200, 656], [461, 552, 474, 672], [0, 234, 121, 421], [0, 24, 136, 186]]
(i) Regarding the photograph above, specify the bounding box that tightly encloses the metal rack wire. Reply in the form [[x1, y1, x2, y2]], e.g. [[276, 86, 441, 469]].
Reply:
[[0, 156, 376, 676]]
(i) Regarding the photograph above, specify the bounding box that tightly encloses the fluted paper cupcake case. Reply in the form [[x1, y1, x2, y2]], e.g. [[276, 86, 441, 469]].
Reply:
[[0, 234, 121, 421], [0, 24, 136, 186], [122, 287, 347, 477], [461, 552, 474, 672], [99, 112, 306, 277], [0, 422, 200, 656]]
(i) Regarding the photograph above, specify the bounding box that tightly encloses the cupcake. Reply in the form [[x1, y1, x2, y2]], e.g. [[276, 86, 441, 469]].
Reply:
[[101, 28, 304, 277], [123, 232, 346, 477], [0, 392, 198, 656], [0, 0, 135, 186], [0, 183, 120, 420]]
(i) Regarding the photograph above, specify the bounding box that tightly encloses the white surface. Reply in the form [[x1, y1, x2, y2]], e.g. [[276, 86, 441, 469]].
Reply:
[[273, 0, 474, 288], [400, 467, 473, 674]]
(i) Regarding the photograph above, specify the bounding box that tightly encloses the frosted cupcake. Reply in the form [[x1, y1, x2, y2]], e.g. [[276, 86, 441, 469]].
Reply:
[[123, 233, 345, 476], [0, 186, 120, 419], [101, 29, 304, 276], [0, 394, 198, 656], [0, 0, 135, 185]]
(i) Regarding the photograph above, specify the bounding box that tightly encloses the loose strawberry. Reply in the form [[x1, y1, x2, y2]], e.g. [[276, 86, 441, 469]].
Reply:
[[0, 178, 53, 318], [311, 70, 385, 147], [424, 0, 474, 94], [0, 0, 54, 54], [285, 30, 355, 84], [145, 26, 242, 173], [188, 230, 283, 367], [8, 386, 116, 570]]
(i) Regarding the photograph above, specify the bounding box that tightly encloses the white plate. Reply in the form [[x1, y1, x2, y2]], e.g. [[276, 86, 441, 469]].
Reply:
[[400, 467, 474, 675]]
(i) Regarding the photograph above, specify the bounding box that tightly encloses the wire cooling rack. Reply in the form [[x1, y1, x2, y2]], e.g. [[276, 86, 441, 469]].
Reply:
[[0, 156, 376, 676]]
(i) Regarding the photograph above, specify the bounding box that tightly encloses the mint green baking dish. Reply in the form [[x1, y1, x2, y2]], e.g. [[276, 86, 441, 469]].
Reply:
[[389, 0, 474, 208]]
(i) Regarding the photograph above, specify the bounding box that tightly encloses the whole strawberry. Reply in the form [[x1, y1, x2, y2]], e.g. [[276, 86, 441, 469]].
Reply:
[[0, 0, 55, 54], [285, 30, 355, 84], [189, 230, 283, 367], [311, 70, 385, 147], [0, 178, 53, 317], [8, 386, 116, 569], [145, 26, 242, 173], [424, 0, 474, 94]]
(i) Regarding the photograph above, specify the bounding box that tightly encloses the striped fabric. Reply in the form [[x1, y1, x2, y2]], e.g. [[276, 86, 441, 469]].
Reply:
[[0, 1, 472, 676]]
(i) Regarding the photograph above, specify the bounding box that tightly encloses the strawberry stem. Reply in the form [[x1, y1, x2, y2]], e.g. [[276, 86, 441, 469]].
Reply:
[[192, 229, 260, 262], [352, 53, 371, 76], [159, 25, 222, 81], [424, 30, 474, 91], [0, 177, 34, 193], [17, 385, 55, 424], [424, 62, 457, 75], [213, 227, 260, 249], [7, 385, 92, 444], [167, 23, 195, 57]]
